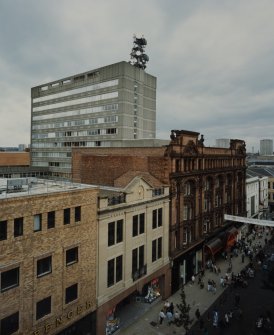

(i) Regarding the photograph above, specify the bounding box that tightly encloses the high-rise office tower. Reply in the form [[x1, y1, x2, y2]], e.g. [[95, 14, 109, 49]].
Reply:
[[31, 61, 156, 178], [260, 139, 273, 155]]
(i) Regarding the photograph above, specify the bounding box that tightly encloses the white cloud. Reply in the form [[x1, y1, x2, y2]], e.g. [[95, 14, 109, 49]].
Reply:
[[1, 0, 274, 151]]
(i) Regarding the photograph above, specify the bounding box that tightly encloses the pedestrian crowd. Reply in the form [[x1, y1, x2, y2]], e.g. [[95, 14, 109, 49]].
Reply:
[[158, 300, 180, 326]]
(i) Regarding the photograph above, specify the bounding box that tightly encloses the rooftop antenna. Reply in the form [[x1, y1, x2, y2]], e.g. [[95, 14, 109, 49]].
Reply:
[[129, 34, 149, 70]]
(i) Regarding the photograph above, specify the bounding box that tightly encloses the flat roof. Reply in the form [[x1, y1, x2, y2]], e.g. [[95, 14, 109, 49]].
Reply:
[[0, 178, 97, 200]]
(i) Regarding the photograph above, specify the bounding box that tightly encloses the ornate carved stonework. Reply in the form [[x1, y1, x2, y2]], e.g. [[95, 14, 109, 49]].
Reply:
[[183, 140, 199, 156]]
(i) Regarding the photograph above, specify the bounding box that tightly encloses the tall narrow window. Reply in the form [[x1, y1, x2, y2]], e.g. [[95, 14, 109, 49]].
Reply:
[[64, 208, 70, 225], [152, 210, 157, 229], [139, 245, 144, 268], [152, 208, 163, 229], [108, 222, 115, 246], [75, 206, 81, 222], [132, 248, 138, 274], [132, 216, 138, 237], [152, 240, 157, 262], [158, 237, 162, 259], [65, 284, 78, 304], [14, 218, 23, 237], [116, 255, 123, 283], [107, 259, 115, 287], [34, 214, 42, 232], [47, 211, 55, 229], [36, 296, 51, 320], [152, 237, 163, 262], [139, 213, 145, 234], [0, 220, 7, 240], [158, 208, 163, 227], [116, 220, 123, 243]]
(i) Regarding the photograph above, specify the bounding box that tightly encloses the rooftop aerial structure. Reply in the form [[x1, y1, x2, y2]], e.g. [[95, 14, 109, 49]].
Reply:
[[129, 34, 149, 70]]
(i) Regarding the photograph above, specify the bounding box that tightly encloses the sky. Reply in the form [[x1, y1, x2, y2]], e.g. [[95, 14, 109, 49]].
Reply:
[[1, 0, 274, 152]]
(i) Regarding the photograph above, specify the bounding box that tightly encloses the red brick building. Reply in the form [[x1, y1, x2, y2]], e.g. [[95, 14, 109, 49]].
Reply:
[[72, 129, 246, 293]]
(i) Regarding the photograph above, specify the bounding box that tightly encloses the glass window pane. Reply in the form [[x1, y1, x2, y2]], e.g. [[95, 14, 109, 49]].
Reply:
[[108, 222, 115, 246], [66, 247, 78, 266], [37, 256, 52, 277], [116, 255, 123, 283], [139, 213, 145, 234], [0, 221, 7, 240], [14, 218, 23, 237], [132, 216, 138, 237], [116, 220, 123, 243], [34, 214, 42, 232], [64, 208, 70, 225], [47, 211, 55, 229], [65, 284, 78, 304], [152, 240, 157, 262], [36, 296, 51, 320], [0, 311, 19, 335], [1, 267, 19, 292], [107, 260, 114, 287]]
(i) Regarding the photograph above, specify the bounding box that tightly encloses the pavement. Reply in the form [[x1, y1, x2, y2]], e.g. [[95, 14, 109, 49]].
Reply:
[[115, 227, 273, 335]]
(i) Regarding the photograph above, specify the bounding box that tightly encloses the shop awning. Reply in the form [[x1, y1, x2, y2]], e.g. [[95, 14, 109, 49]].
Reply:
[[226, 227, 238, 248], [227, 227, 238, 238], [204, 238, 223, 255]]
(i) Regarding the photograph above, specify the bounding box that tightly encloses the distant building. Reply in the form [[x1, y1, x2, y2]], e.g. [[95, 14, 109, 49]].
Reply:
[[18, 144, 27, 152], [215, 138, 230, 148], [247, 166, 274, 213], [260, 139, 273, 155], [31, 61, 157, 179]]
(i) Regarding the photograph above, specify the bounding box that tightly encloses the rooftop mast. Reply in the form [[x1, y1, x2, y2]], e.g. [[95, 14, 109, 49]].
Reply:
[[129, 34, 149, 70]]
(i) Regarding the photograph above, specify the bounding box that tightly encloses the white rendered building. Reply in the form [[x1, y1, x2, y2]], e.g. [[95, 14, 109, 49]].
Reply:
[[260, 139, 273, 155]]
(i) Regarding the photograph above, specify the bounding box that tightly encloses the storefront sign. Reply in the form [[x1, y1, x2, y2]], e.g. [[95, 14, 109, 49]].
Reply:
[[32, 301, 93, 335]]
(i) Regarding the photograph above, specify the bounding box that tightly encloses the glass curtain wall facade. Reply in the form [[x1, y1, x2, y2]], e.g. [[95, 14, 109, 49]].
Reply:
[[31, 61, 156, 179]]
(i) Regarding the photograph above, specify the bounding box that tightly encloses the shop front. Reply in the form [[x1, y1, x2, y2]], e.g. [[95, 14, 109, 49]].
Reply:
[[225, 227, 238, 251], [204, 237, 223, 262], [97, 267, 170, 335], [56, 311, 96, 335], [142, 277, 161, 303], [171, 242, 203, 293]]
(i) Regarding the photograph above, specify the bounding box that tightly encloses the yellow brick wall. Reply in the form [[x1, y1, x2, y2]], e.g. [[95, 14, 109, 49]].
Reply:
[[0, 187, 98, 335]]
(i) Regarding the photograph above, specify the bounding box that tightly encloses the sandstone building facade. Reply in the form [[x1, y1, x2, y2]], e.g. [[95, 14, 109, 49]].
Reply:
[[0, 179, 98, 335], [97, 175, 170, 335]]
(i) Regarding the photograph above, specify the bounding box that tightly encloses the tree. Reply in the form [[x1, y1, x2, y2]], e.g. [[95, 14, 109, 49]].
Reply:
[[176, 285, 192, 333]]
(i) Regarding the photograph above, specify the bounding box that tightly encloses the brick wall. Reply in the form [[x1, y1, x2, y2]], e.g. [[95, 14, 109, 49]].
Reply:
[[0, 187, 98, 335], [0, 152, 30, 166]]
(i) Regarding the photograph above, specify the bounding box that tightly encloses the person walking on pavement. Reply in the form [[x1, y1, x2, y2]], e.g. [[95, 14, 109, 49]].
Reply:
[[225, 312, 230, 327], [158, 309, 166, 324], [242, 253, 245, 263], [213, 309, 219, 327], [166, 310, 173, 325], [195, 308, 201, 320]]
